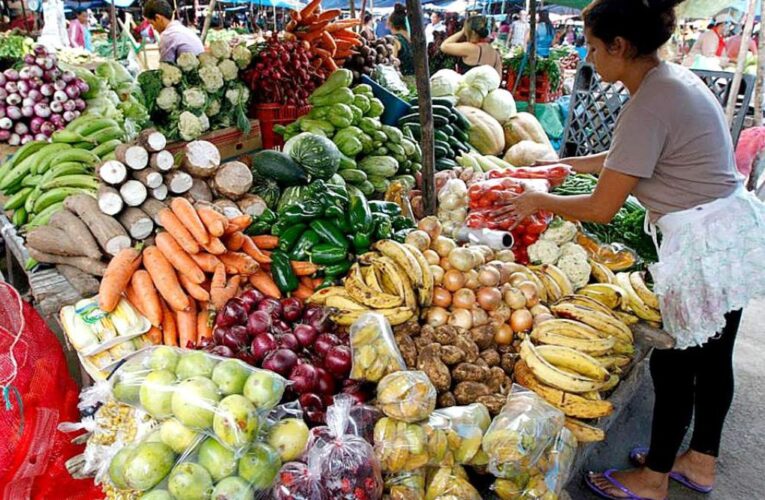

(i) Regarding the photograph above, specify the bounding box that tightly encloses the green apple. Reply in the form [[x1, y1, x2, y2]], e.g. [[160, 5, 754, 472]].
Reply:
[[171, 376, 221, 429], [213, 395, 259, 449], [243, 370, 285, 410], [212, 359, 251, 396], [175, 351, 218, 380], [168, 462, 213, 500], [267, 418, 309, 462], [197, 437, 237, 483], [237, 442, 281, 489], [140, 370, 177, 419], [123, 442, 176, 491]]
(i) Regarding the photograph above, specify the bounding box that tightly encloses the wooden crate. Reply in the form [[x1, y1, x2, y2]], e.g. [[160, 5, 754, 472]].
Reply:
[[166, 120, 263, 161]]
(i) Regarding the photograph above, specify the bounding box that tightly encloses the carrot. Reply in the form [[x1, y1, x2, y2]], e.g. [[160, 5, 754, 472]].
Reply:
[[334, 39, 360, 50], [125, 282, 147, 317], [179, 273, 211, 302], [292, 260, 320, 276], [197, 307, 213, 342], [317, 8, 341, 21], [312, 277, 323, 288], [300, 276, 315, 289], [220, 252, 259, 275], [160, 300, 178, 346], [298, 27, 327, 42], [202, 237, 227, 255], [158, 208, 200, 254], [145, 326, 162, 345], [225, 231, 246, 252], [155, 232, 206, 284], [326, 19, 360, 32], [210, 264, 228, 309], [293, 283, 314, 300], [251, 235, 279, 250], [189, 252, 222, 273], [320, 31, 337, 56], [249, 271, 282, 299], [289, 9, 301, 22], [143, 246, 190, 312], [242, 237, 272, 265], [223, 215, 252, 235], [286, 19, 298, 31], [313, 46, 333, 59], [321, 56, 338, 72], [197, 206, 227, 237], [301, 14, 318, 25], [334, 49, 354, 59], [225, 275, 242, 302], [99, 246, 143, 312], [131, 270, 163, 327], [177, 300, 197, 349], [299, 0, 321, 19], [334, 28, 361, 39], [170, 198, 210, 245]]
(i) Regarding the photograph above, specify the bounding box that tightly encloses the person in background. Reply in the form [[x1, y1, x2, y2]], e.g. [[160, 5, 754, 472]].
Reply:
[[686, 13, 733, 67], [425, 11, 445, 45], [558, 20, 576, 45], [509, 10, 529, 48], [143, 0, 204, 63], [498, 19, 511, 43], [68, 8, 91, 50], [361, 13, 375, 40], [99, 11, 109, 30], [388, 4, 413, 75], [440, 14, 503, 76], [535, 9, 555, 56], [377, 14, 390, 38], [726, 22, 758, 63], [134, 16, 157, 43]]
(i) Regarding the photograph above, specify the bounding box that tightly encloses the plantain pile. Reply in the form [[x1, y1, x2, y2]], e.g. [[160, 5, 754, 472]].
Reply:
[[308, 239, 433, 326], [587, 263, 663, 326], [529, 263, 575, 303]]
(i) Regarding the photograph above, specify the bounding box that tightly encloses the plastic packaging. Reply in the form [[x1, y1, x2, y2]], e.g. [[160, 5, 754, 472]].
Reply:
[[385, 469, 426, 500], [438, 178, 468, 238], [376, 370, 437, 422], [273, 454, 329, 500], [481, 385, 565, 479], [78, 333, 155, 381], [455, 226, 514, 249], [374, 417, 430, 472], [349, 312, 406, 382], [424, 465, 482, 500], [426, 403, 492, 466]]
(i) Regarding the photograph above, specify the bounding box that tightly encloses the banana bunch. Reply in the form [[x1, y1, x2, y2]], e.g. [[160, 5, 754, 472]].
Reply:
[[588, 262, 662, 325], [530, 263, 574, 303], [309, 239, 433, 326], [0, 115, 124, 228]]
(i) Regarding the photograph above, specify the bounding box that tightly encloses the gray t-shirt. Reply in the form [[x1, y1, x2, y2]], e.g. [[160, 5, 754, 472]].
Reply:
[[604, 62, 740, 221]]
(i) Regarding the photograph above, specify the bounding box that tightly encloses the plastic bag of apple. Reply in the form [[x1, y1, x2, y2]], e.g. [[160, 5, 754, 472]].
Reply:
[[201, 289, 363, 425]]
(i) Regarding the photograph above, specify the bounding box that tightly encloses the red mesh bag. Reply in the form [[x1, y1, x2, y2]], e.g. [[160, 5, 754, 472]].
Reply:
[[0, 283, 103, 500]]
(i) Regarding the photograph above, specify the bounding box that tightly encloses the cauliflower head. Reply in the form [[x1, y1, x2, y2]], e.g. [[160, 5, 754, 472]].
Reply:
[[209, 40, 231, 60], [541, 218, 578, 245], [199, 65, 224, 93], [159, 62, 182, 87], [198, 52, 218, 67], [182, 87, 207, 109], [205, 98, 221, 117], [176, 52, 200, 72], [199, 113, 210, 132], [156, 87, 180, 111], [559, 242, 588, 260], [218, 59, 239, 82], [527, 239, 561, 265], [178, 111, 203, 141], [225, 84, 250, 106], [556, 254, 591, 290], [232, 44, 252, 69]]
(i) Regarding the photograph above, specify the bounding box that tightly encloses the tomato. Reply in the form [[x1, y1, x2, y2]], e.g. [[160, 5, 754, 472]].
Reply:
[[525, 219, 548, 235], [522, 233, 539, 246]]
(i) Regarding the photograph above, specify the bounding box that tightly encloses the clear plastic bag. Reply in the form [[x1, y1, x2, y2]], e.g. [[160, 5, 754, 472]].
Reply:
[[426, 403, 492, 466], [349, 312, 406, 382], [492, 427, 577, 499], [424, 465, 482, 500], [273, 453, 329, 500], [376, 370, 437, 422], [385, 469, 426, 500], [374, 417, 430, 473], [481, 385, 565, 479]]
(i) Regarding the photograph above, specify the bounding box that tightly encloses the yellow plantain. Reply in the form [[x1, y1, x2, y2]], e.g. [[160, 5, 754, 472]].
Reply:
[[371, 255, 418, 311], [531, 329, 616, 356], [556, 294, 619, 318], [613, 310, 640, 325], [537, 263, 574, 296], [344, 263, 403, 308], [564, 418, 605, 443], [362, 265, 385, 293], [589, 260, 616, 284], [307, 286, 351, 305], [630, 271, 660, 309], [533, 269, 562, 302], [534, 344, 611, 381], [326, 295, 368, 311], [373, 239, 423, 286], [577, 283, 627, 309], [519, 339, 606, 393], [533, 318, 603, 340], [613, 340, 636, 357], [615, 272, 662, 322], [594, 355, 632, 370], [331, 306, 414, 326], [550, 302, 634, 343], [403, 243, 434, 307], [600, 374, 620, 392]]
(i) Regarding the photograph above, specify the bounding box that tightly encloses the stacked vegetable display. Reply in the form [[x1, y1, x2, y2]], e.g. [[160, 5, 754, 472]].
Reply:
[[343, 36, 400, 81], [400, 97, 472, 171]]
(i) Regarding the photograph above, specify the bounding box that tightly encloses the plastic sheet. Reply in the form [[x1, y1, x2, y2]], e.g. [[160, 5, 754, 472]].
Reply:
[[376, 370, 437, 423], [349, 312, 406, 383]]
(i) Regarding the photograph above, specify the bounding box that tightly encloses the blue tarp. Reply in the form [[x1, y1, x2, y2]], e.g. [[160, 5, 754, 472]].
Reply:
[[221, 0, 306, 8]]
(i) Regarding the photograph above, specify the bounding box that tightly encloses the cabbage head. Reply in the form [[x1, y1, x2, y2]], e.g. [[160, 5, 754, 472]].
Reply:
[[462, 65, 501, 95], [482, 88, 517, 124], [456, 85, 485, 108], [430, 69, 462, 97]]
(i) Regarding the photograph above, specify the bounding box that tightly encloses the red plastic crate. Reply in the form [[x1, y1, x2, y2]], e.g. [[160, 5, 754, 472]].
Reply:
[[252, 103, 311, 151], [505, 71, 562, 104]]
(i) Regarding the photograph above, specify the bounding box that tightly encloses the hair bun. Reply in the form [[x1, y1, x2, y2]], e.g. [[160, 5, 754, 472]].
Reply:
[[644, 0, 684, 12], [393, 3, 406, 14]]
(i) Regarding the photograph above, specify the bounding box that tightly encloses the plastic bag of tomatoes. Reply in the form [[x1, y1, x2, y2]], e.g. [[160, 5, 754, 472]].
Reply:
[[486, 164, 573, 188]]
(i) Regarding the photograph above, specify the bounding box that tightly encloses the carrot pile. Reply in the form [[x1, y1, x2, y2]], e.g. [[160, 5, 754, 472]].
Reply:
[[284, 0, 363, 71], [98, 198, 321, 349]]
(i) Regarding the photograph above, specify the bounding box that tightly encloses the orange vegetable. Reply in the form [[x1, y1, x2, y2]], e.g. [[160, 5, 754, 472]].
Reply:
[[301, 14, 318, 25], [322, 56, 338, 72], [286, 19, 298, 31], [298, 29, 325, 42], [334, 28, 361, 39], [299, 0, 321, 19], [131, 270, 163, 327], [242, 237, 272, 264], [160, 300, 178, 346], [202, 237, 227, 255], [283, 31, 297, 42], [99, 246, 143, 312], [225, 231, 246, 252], [291, 261, 319, 276], [224, 215, 252, 235], [143, 246, 190, 312], [326, 19, 360, 32], [289, 9, 301, 22], [249, 271, 282, 299], [145, 326, 162, 345], [177, 300, 197, 349], [210, 264, 227, 309], [312, 277, 323, 288], [197, 206, 227, 237], [250, 235, 279, 250], [313, 47, 333, 59], [158, 209, 200, 254], [300, 276, 315, 289], [334, 49, 354, 59], [125, 282, 146, 318], [293, 283, 314, 300], [179, 273, 211, 302], [220, 252, 259, 275], [320, 31, 337, 56], [197, 307, 213, 342], [317, 8, 341, 21], [189, 252, 222, 273], [155, 232, 206, 284], [170, 198, 210, 245]]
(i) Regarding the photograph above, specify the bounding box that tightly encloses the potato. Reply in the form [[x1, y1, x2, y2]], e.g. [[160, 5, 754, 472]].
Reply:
[[454, 382, 491, 405], [440, 345, 466, 365], [487, 367, 510, 394], [395, 333, 419, 369], [417, 344, 452, 393], [451, 336, 480, 363], [480, 349, 501, 367], [470, 326, 495, 350], [433, 325, 459, 345], [476, 394, 506, 415], [437, 392, 457, 408], [453, 363, 491, 383]]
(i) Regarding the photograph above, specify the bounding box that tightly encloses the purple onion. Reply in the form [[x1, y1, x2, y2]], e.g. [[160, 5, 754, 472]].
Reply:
[[8, 133, 20, 145], [36, 57, 53, 70], [27, 77, 41, 90], [6, 106, 21, 120], [5, 82, 18, 94], [0, 106, 5, 119], [63, 110, 76, 122], [76, 80, 89, 94], [6, 93, 20, 106], [17, 80, 29, 96], [28, 66, 43, 79], [53, 90, 67, 103], [73, 110, 81, 118], [22, 97, 34, 108], [3, 69, 18, 81], [0, 130, 10, 141], [40, 84, 53, 97], [21, 106, 33, 118], [33, 102, 50, 118], [33, 45, 47, 56], [20, 134, 33, 145], [50, 114, 65, 128], [40, 121, 55, 137], [61, 70, 75, 83], [74, 98, 86, 111], [27, 89, 41, 102], [14, 122, 27, 135], [29, 116, 44, 133], [53, 80, 66, 91], [0, 117, 12, 130], [33, 133, 47, 141], [23, 54, 35, 65], [50, 100, 63, 113], [65, 84, 80, 99], [18, 67, 31, 80], [0, 88, 8, 100], [62, 99, 76, 112]]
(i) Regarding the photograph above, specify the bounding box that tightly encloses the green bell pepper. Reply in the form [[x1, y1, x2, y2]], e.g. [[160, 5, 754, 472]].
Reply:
[[310, 244, 348, 265], [271, 250, 299, 293], [369, 201, 402, 217], [392, 228, 414, 243], [374, 216, 394, 240], [367, 97, 384, 118], [271, 218, 291, 236], [359, 117, 382, 135], [310, 87, 355, 107], [323, 204, 344, 219], [328, 103, 354, 128], [348, 185, 373, 234], [353, 94, 371, 114], [333, 216, 351, 232], [353, 232, 372, 253], [392, 215, 416, 231], [278, 224, 308, 253], [290, 229, 320, 261], [310, 219, 349, 249], [279, 201, 324, 224], [323, 259, 352, 277]]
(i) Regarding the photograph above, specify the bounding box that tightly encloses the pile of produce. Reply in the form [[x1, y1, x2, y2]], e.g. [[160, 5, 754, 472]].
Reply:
[[283, 0, 363, 72], [0, 31, 34, 66], [343, 35, 399, 81]]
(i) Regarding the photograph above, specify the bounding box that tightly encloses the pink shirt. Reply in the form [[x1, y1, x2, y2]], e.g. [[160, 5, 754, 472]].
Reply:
[[68, 19, 85, 48], [160, 20, 204, 63]]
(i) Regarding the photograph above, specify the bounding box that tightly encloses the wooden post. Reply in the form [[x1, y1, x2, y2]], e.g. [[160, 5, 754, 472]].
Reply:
[[201, 0, 217, 42], [527, 0, 537, 114], [110, 1, 118, 59], [349, 0, 356, 23], [359, 0, 367, 33], [754, 0, 764, 126], [725, 0, 756, 124], [406, 0, 436, 216]]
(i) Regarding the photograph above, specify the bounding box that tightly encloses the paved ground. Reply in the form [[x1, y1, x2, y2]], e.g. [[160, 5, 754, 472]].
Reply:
[[566, 299, 765, 499]]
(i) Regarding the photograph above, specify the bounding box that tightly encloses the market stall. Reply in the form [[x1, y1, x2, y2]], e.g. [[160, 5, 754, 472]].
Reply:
[[0, 4, 676, 498]]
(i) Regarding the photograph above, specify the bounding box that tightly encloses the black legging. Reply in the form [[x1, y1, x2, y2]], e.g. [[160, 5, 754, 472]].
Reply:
[[645, 309, 743, 473]]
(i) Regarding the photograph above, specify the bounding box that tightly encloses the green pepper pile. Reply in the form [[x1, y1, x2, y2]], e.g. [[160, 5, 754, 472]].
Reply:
[[274, 69, 423, 198], [247, 179, 415, 293]]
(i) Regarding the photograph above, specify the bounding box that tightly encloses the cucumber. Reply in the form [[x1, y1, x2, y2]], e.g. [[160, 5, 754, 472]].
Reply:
[[436, 158, 459, 171], [448, 136, 469, 154], [408, 105, 452, 118], [432, 98, 456, 109], [453, 127, 470, 143], [339, 169, 368, 184], [452, 109, 472, 131], [403, 123, 421, 140], [398, 113, 448, 128], [441, 124, 454, 136], [434, 144, 449, 159], [434, 130, 450, 143]]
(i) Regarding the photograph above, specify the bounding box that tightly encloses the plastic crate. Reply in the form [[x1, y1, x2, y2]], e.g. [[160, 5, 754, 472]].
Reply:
[[506, 71, 562, 104], [361, 75, 412, 126], [253, 103, 311, 151]]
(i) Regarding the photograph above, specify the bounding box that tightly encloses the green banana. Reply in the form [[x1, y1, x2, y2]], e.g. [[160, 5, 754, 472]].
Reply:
[[73, 118, 121, 137], [3, 143, 70, 186], [25, 202, 64, 229], [72, 141, 95, 150], [24, 187, 42, 214], [41, 174, 99, 191], [50, 149, 100, 166], [91, 139, 122, 159], [85, 126, 124, 145], [33, 187, 93, 213], [51, 130, 94, 144], [0, 141, 47, 182], [21, 175, 41, 188], [11, 207, 27, 226], [3, 187, 32, 210], [40, 162, 89, 184]]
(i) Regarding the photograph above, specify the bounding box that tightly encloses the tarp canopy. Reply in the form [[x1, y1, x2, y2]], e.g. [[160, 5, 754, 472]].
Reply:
[[221, 0, 306, 7], [66, 0, 136, 9]]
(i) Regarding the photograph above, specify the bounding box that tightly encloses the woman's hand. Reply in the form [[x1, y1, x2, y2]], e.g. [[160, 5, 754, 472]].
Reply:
[[492, 191, 545, 229]]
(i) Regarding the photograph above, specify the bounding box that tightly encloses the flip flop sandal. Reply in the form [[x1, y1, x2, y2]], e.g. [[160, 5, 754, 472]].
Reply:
[[584, 469, 668, 500], [628, 447, 715, 494]]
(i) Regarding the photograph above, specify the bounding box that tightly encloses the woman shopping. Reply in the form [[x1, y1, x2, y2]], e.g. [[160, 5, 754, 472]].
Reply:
[[387, 4, 414, 76], [500, 0, 765, 498], [440, 15, 503, 76]]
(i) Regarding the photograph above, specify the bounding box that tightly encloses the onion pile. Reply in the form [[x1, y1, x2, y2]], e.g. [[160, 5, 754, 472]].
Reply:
[[0, 45, 88, 145]]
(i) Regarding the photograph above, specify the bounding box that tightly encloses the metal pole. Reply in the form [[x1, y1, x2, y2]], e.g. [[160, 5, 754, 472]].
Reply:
[[272, 4, 276, 33], [753, 0, 764, 125], [725, 0, 756, 123], [349, 0, 356, 23], [110, 1, 118, 59], [528, 0, 536, 114], [201, 0, 217, 42]]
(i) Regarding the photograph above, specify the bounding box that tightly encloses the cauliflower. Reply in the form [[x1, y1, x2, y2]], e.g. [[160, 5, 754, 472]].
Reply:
[[205, 99, 221, 117], [218, 59, 239, 81], [159, 62, 182, 87], [156, 87, 180, 111], [541, 218, 578, 245], [527, 239, 561, 265], [176, 52, 199, 72], [178, 111, 203, 141], [198, 52, 218, 67], [209, 40, 231, 60], [199, 65, 224, 93], [231, 44, 252, 69], [556, 254, 591, 289], [199, 113, 210, 132], [182, 87, 207, 109], [225, 84, 250, 106], [559, 242, 588, 260]]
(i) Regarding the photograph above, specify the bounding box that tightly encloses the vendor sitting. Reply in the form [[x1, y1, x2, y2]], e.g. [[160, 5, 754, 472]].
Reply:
[[143, 0, 204, 64]]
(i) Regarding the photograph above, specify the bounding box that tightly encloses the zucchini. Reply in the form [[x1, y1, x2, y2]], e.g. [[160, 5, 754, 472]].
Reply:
[[453, 127, 470, 143], [452, 109, 472, 131], [339, 169, 368, 184], [251, 149, 309, 186], [441, 124, 454, 136], [404, 123, 421, 140], [434, 144, 449, 159], [448, 136, 469, 154], [408, 105, 452, 118], [432, 98, 456, 109], [434, 130, 450, 143], [436, 158, 458, 171], [397, 113, 448, 128]]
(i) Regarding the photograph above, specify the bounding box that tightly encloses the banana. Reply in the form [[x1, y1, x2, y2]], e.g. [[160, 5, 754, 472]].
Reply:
[[514, 361, 614, 419], [371, 255, 418, 310], [307, 286, 351, 305], [550, 302, 634, 343], [534, 345, 611, 381], [362, 265, 384, 293], [556, 294, 618, 318], [594, 355, 632, 370], [582, 391, 602, 401], [613, 340, 636, 357], [613, 310, 640, 326], [589, 260, 616, 284], [523, 268, 549, 303], [615, 273, 662, 322], [533, 269, 562, 302], [534, 263, 574, 296], [533, 318, 603, 340], [326, 295, 368, 311], [578, 283, 626, 309], [531, 329, 615, 356], [601, 374, 620, 392], [345, 263, 404, 309], [403, 243, 434, 307], [73, 118, 121, 137], [373, 240, 423, 287], [630, 272, 660, 309], [519, 339, 606, 393], [331, 306, 414, 326], [564, 418, 605, 443]]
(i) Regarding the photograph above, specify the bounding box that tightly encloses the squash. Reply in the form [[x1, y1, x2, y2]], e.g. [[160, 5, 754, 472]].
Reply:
[[250, 173, 281, 209], [503, 112, 552, 149], [503, 140, 558, 167], [456, 105, 505, 156], [288, 133, 341, 180], [250, 150, 308, 186]]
